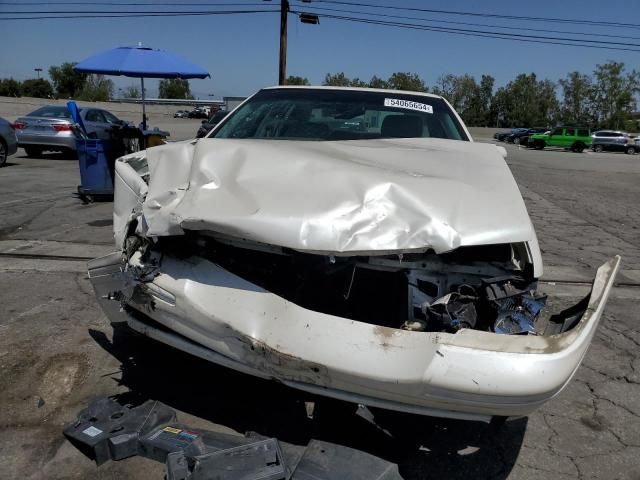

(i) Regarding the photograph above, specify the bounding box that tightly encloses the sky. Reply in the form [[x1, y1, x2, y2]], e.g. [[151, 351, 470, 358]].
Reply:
[[0, 0, 639, 99]]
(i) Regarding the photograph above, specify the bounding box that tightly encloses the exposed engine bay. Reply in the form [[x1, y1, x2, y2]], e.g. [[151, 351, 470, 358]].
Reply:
[[125, 232, 548, 336]]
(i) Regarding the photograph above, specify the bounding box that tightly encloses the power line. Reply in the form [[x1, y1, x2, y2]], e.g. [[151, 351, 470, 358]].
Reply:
[[290, 11, 640, 52], [1, 1, 265, 3], [0, 8, 277, 15], [309, 0, 640, 30], [290, 9, 640, 47], [3, 2, 639, 53], [0, 9, 279, 20], [290, 2, 640, 41]]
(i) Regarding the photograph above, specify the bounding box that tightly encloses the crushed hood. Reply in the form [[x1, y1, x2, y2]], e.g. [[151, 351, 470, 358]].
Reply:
[[136, 137, 536, 255]]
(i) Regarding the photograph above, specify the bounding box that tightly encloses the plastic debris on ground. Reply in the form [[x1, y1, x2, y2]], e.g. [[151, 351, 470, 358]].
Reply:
[[63, 396, 404, 479]]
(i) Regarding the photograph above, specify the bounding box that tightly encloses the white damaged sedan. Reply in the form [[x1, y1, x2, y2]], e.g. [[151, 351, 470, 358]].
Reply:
[[89, 86, 620, 423]]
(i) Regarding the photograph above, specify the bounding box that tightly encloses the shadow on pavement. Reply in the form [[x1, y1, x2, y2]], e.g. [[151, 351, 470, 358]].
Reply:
[[20, 152, 77, 161], [90, 324, 527, 479]]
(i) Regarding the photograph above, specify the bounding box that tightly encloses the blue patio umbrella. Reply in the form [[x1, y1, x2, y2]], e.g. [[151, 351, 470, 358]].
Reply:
[[74, 45, 210, 129]]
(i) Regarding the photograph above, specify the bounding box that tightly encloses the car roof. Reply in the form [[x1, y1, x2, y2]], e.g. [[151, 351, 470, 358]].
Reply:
[[261, 85, 445, 101]]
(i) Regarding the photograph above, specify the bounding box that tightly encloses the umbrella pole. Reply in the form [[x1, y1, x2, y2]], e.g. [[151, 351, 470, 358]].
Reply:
[[140, 77, 147, 131]]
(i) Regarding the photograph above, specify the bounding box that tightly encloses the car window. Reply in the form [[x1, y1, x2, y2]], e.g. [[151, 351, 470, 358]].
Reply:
[[565, 128, 576, 136], [85, 110, 106, 122], [212, 88, 469, 141], [551, 127, 564, 136], [578, 129, 589, 137], [208, 110, 228, 124], [102, 111, 120, 124], [28, 106, 71, 118]]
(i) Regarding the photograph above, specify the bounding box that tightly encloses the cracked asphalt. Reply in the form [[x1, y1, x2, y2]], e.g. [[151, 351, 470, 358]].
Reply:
[[0, 139, 639, 479]]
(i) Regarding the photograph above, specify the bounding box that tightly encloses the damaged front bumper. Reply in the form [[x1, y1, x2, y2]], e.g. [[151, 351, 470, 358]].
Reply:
[[89, 252, 620, 423]]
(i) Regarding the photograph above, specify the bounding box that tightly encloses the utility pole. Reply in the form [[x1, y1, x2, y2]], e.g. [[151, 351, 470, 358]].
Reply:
[[279, 0, 289, 85]]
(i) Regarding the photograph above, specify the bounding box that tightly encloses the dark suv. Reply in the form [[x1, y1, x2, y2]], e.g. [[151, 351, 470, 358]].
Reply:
[[505, 128, 548, 146], [592, 130, 638, 154]]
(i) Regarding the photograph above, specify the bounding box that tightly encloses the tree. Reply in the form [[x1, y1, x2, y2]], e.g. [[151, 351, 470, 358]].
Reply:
[[0, 78, 22, 97], [459, 75, 487, 126], [158, 78, 193, 99], [491, 73, 558, 127], [387, 72, 427, 92], [323, 72, 352, 87], [477, 75, 495, 126], [49, 62, 87, 98], [431, 74, 456, 101], [323, 71, 427, 91], [20, 78, 53, 98], [368, 75, 389, 89], [323, 72, 369, 87], [349, 77, 368, 88], [122, 85, 140, 99], [77, 74, 113, 102], [286, 75, 310, 85], [431, 74, 494, 126], [537, 79, 560, 126], [558, 72, 595, 126], [592, 62, 639, 129]]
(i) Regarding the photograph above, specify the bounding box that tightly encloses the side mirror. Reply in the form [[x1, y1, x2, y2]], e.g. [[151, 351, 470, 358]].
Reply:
[[201, 120, 207, 124]]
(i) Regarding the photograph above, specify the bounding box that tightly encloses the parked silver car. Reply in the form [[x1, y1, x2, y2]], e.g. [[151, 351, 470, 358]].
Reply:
[[591, 130, 638, 154], [0, 116, 18, 167], [14, 105, 125, 157]]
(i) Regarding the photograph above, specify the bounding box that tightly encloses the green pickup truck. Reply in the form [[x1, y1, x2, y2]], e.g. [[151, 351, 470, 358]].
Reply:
[[529, 127, 592, 153]]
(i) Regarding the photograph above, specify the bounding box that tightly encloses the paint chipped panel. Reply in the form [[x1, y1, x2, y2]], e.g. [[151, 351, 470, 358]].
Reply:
[[234, 336, 331, 387]]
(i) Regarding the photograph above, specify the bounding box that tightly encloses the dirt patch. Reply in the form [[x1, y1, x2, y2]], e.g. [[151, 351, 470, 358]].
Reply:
[[37, 353, 89, 410]]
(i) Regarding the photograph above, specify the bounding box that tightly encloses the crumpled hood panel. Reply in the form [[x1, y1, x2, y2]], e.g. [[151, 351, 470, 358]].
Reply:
[[141, 137, 535, 254]]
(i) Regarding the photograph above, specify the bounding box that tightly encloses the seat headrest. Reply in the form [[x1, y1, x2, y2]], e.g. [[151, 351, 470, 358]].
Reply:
[[381, 115, 423, 138]]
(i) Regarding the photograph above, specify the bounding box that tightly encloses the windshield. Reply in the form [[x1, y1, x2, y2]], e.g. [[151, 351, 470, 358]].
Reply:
[[28, 106, 71, 119], [212, 88, 468, 141]]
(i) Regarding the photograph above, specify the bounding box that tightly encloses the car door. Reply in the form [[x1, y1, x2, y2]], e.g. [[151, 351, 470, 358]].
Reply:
[[83, 108, 105, 138], [82, 109, 110, 139], [563, 128, 576, 148], [101, 110, 123, 135], [577, 128, 591, 146], [598, 131, 614, 149], [613, 132, 627, 148], [548, 127, 564, 147]]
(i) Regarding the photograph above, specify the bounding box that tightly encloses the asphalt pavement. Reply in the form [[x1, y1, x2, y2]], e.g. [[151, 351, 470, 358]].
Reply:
[[0, 140, 639, 480]]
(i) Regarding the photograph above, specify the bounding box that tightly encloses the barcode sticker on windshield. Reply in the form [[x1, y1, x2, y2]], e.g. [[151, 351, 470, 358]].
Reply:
[[384, 98, 433, 114]]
